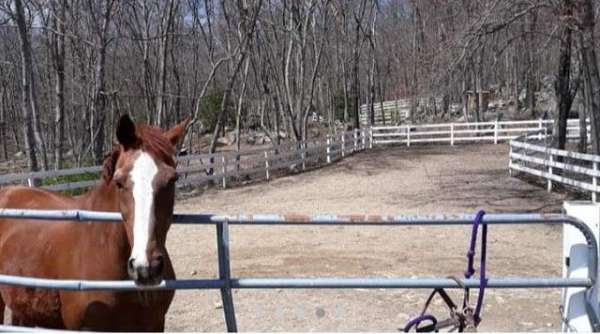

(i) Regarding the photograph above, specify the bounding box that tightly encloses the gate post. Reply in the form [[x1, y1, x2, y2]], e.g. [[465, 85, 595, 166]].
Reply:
[[538, 119, 543, 141], [354, 128, 358, 153], [562, 202, 600, 332], [406, 125, 411, 147], [341, 132, 346, 157], [450, 123, 455, 146], [369, 127, 374, 149], [216, 220, 238, 332]]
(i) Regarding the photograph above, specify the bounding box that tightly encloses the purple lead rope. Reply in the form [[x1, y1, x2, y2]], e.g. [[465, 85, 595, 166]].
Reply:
[[403, 210, 488, 332], [465, 210, 487, 325]]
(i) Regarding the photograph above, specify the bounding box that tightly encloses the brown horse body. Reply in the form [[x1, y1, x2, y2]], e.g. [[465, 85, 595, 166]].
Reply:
[[0, 115, 189, 330]]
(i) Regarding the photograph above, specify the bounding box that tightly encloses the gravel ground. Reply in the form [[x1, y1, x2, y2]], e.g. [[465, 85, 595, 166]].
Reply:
[[166, 143, 569, 332]]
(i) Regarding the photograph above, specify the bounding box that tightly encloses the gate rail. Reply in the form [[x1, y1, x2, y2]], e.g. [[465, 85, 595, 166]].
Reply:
[[0, 209, 598, 332]]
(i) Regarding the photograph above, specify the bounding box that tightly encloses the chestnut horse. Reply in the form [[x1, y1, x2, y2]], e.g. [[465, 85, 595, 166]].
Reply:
[[0, 114, 189, 330]]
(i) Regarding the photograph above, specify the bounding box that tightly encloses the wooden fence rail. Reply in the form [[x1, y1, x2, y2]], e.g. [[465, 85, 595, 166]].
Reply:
[[509, 138, 600, 202], [0, 129, 371, 192], [0, 118, 593, 195], [370, 119, 581, 146]]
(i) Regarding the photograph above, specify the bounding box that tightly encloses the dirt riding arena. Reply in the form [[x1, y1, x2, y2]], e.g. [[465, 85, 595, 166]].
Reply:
[[166, 143, 568, 332]]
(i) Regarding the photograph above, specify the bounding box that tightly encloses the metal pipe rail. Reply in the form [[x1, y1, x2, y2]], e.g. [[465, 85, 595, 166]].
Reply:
[[0, 209, 598, 332], [0, 275, 591, 291]]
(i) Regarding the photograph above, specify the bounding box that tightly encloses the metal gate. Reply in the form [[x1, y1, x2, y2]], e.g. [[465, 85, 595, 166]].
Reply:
[[0, 208, 597, 332]]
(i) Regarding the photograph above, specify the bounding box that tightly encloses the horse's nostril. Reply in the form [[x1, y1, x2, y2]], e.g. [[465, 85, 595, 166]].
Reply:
[[154, 255, 165, 274], [127, 258, 135, 272]]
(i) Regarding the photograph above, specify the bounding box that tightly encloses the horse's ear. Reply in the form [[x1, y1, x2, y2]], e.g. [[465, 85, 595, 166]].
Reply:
[[116, 114, 139, 150], [164, 115, 191, 146], [102, 149, 120, 183]]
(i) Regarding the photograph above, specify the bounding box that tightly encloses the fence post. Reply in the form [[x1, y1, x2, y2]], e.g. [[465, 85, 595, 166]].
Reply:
[[341, 132, 346, 157], [494, 120, 499, 144], [538, 119, 543, 141], [594, 162, 598, 203], [508, 143, 513, 177], [353, 128, 358, 153], [369, 127, 373, 149], [221, 155, 227, 189], [450, 123, 454, 146], [547, 155, 553, 192], [264, 151, 270, 181], [406, 125, 411, 147], [326, 135, 331, 163], [301, 142, 306, 170], [362, 128, 366, 150]]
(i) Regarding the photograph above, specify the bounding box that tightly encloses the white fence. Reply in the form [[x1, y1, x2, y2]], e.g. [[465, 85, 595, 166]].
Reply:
[[372, 119, 549, 146], [371, 119, 586, 146], [0, 129, 371, 192], [1, 117, 594, 196], [359, 99, 410, 126], [509, 139, 600, 202]]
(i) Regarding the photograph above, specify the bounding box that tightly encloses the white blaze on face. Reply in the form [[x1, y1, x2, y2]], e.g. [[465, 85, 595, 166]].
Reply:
[[129, 151, 158, 268]]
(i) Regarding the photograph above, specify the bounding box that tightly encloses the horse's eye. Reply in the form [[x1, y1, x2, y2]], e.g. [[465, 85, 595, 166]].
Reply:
[[115, 180, 124, 189]]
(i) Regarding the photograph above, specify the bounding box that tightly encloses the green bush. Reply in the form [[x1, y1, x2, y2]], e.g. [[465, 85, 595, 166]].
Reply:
[[199, 90, 225, 130], [42, 171, 101, 196], [333, 91, 355, 122]]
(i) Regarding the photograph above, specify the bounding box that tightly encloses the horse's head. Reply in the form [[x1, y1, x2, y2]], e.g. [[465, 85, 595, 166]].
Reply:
[[105, 114, 189, 285]]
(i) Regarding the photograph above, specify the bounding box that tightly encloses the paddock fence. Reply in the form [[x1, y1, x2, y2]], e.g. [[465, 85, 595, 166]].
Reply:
[[0, 208, 597, 332], [370, 118, 585, 146], [0, 128, 370, 193], [359, 99, 411, 126], [0, 118, 589, 194], [509, 128, 600, 202]]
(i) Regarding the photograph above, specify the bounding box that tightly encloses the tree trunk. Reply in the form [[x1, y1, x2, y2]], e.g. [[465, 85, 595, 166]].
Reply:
[[0, 88, 7, 161], [554, 0, 578, 151], [91, 0, 115, 165], [209, 53, 247, 154], [525, 10, 538, 118], [52, 0, 66, 169], [579, 80, 588, 153], [578, 0, 600, 154], [14, 0, 41, 174], [156, 0, 178, 127], [351, 1, 367, 130]]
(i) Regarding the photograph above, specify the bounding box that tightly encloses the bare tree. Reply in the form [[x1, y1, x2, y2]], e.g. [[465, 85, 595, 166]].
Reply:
[[88, 0, 117, 165], [577, 0, 600, 154], [554, 0, 580, 151], [2, 0, 47, 173], [49, 0, 67, 169]]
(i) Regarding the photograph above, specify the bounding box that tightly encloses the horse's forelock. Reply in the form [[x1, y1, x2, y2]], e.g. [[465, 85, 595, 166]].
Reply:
[[102, 124, 175, 185], [136, 125, 176, 167]]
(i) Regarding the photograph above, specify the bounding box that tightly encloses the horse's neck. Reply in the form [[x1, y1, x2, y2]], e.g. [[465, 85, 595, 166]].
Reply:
[[78, 182, 131, 265]]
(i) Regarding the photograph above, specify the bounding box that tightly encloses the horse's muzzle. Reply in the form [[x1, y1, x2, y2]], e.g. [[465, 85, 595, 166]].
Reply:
[[128, 255, 165, 285]]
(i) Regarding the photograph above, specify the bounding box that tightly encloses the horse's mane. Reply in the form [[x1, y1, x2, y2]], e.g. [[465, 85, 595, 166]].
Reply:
[[102, 124, 176, 184]]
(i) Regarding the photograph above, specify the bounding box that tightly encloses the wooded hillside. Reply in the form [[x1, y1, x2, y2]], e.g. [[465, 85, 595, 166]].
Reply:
[[0, 0, 598, 172]]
